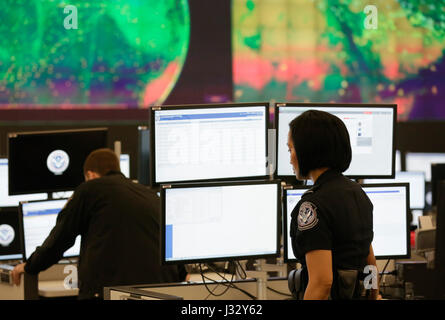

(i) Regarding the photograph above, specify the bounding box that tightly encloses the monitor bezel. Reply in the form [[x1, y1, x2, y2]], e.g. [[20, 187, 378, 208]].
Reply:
[[0, 206, 24, 261], [405, 152, 445, 181], [358, 183, 411, 260], [7, 127, 108, 195], [274, 102, 397, 180], [160, 179, 281, 265], [363, 170, 426, 210], [395, 171, 425, 210], [0, 157, 49, 208], [283, 182, 411, 262], [18, 198, 80, 261], [149, 102, 270, 186]]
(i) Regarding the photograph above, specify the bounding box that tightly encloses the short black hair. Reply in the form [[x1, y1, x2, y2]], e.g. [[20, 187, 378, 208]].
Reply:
[[289, 109, 352, 178]]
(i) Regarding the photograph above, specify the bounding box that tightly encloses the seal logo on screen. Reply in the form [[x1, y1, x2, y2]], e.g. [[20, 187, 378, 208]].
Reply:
[[0, 224, 15, 247], [47, 150, 70, 175]]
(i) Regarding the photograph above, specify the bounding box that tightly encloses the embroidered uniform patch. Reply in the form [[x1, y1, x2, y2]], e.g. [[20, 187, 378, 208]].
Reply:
[[297, 201, 319, 231]]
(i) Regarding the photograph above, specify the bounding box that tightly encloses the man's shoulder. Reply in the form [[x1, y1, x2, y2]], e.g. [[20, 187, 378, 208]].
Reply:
[[75, 174, 126, 193], [80, 174, 160, 197]]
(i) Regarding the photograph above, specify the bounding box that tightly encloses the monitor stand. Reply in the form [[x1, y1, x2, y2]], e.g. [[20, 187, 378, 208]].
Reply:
[[48, 191, 73, 200], [244, 259, 287, 300]]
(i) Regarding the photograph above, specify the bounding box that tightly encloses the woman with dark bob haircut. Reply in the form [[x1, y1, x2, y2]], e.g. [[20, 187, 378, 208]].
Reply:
[[288, 110, 380, 300]]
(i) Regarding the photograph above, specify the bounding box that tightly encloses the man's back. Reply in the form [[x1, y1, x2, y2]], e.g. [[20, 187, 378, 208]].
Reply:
[[76, 172, 180, 298], [25, 172, 180, 299]]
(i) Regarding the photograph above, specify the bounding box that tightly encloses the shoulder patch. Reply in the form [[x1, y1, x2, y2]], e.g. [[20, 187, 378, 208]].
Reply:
[[297, 201, 319, 231]]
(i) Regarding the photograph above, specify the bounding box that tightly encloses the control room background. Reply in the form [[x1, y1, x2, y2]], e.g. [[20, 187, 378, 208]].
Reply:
[[1, 0, 444, 175]]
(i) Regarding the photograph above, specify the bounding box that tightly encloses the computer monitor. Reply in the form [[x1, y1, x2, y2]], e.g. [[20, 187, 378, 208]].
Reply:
[[276, 103, 396, 179], [365, 184, 410, 259], [405, 152, 445, 181], [0, 208, 23, 261], [120, 154, 130, 179], [282, 187, 309, 262], [161, 180, 280, 264], [150, 103, 269, 185], [283, 183, 410, 261], [8, 128, 108, 195], [0, 158, 48, 207], [431, 163, 445, 207], [364, 171, 425, 210], [19, 199, 81, 260]]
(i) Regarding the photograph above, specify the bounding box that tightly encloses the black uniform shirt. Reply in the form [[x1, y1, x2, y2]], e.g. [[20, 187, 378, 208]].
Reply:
[[290, 169, 374, 271], [24, 171, 180, 299]]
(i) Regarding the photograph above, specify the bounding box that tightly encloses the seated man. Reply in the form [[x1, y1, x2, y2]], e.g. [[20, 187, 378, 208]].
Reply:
[[12, 148, 184, 299]]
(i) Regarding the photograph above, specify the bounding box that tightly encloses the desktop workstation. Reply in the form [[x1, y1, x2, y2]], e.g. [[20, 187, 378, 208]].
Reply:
[[1, 102, 445, 301], [1, 157, 77, 299], [0, 195, 79, 299], [0, 151, 133, 300], [2, 0, 445, 307], [106, 102, 420, 300], [1, 128, 108, 299]]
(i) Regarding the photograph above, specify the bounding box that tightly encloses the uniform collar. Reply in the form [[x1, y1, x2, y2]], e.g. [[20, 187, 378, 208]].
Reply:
[[313, 169, 342, 187], [105, 170, 125, 177]]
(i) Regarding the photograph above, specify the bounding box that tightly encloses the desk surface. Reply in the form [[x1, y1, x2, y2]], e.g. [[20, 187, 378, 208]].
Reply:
[[38, 281, 78, 298], [106, 276, 290, 300], [38, 274, 223, 298]]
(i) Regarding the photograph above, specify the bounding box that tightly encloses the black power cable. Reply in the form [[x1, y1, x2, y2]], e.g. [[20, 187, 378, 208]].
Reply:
[[235, 261, 247, 279], [199, 263, 232, 299], [266, 286, 293, 297], [204, 263, 257, 300]]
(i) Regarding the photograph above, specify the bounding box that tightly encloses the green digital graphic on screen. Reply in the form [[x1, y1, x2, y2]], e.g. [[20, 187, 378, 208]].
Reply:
[[1, 0, 444, 120], [232, 0, 445, 120], [0, 0, 190, 108]]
